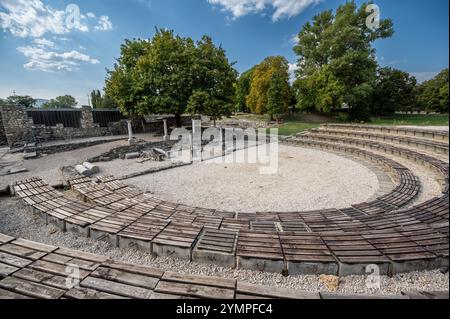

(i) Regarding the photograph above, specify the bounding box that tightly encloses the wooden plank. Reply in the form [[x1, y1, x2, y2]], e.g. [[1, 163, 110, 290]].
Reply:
[[102, 260, 164, 278], [0, 276, 65, 299], [0, 243, 48, 261], [91, 266, 160, 290], [81, 276, 153, 299], [65, 287, 128, 299], [162, 272, 236, 289], [0, 234, 14, 244], [29, 260, 91, 279], [155, 280, 235, 299], [55, 248, 109, 263], [0, 252, 33, 268], [0, 262, 19, 277], [12, 238, 57, 253], [0, 287, 32, 299], [236, 282, 320, 299]]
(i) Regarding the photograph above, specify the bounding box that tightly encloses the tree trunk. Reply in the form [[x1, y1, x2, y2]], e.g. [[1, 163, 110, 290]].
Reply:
[[213, 119, 217, 128], [175, 113, 182, 128], [141, 118, 146, 133]]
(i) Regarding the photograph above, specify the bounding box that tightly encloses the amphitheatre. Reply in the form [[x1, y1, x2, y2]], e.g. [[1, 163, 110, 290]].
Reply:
[[0, 110, 448, 299]]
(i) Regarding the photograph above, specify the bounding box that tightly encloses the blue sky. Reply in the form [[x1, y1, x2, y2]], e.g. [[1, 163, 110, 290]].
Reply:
[[0, 0, 448, 105]]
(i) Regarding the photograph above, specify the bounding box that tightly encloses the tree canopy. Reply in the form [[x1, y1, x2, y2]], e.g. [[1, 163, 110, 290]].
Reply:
[[90, 90, 118, 109], [105, 29, 237, 126], [372, 67, 417, 115], [234, 68, 255, 113], [293, 1, 394, 120], [42, 95, 78, 109], [246, 56, 291, 119], [416, 69, 449, 114], [1, 95, 36, 108]]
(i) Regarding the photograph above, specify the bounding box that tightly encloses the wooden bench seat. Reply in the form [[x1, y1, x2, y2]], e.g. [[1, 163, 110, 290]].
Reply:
[[193, 229, 238, 267], [152, 223, 203, 259], [236, 231, 285, 273], [280, 232, 337, 275], [321, 234, 390, 275]]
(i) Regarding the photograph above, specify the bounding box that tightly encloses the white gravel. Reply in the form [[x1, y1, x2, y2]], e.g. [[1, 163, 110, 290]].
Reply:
[[128, 145, 380, 213], [0, 197, 447, 296]]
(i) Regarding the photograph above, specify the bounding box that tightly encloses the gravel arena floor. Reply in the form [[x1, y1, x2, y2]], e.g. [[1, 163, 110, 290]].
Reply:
[[0, 135, 449, 296], [128, 145, 380, 213]]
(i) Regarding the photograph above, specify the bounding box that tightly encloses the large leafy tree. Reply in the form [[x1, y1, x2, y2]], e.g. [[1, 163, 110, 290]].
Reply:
[[105, 38, 153, 119], [234, 68, 254, 113], [186, 36, 238, 126], [42, 95, 77, 109], [416, 69, 449, 114], [293, 1, 394, 120], [372, 67, 417, 115], [106, 29, 236, 126], [3, 95, 36, 108], [246, 56, 291, 118]]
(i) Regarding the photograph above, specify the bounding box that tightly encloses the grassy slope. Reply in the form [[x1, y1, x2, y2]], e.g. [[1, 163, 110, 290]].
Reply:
[[231, 113, 448, 136]]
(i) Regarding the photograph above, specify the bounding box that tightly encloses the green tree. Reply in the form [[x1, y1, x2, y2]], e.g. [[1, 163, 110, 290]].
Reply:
[[295, 65, 345, 113], [372, 67, 417, 115], [266, 73, 290, 120], [234, 68, 254, 113], [42, 95, 78, 109], [90, 90, 118, 109], [106, 29, 237, 126], [186, 36, 237, 126], [90, 90, 102, 109], [247, 56, 291, 118], [4, 95, 36, 108], [293, 1, 394, 120], [417, 69, 449, 114]]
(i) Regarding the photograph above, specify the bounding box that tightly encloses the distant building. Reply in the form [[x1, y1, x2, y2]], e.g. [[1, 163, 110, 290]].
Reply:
[[33, 99, 49, 108]]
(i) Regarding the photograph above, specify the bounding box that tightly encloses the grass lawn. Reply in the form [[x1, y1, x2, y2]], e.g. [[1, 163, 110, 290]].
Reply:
[[369, 114, 449, 126], [231, 113, 449, 137]]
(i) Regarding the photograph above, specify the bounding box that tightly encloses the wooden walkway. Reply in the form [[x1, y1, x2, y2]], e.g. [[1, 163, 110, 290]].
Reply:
[[0, 233, 447, 299]]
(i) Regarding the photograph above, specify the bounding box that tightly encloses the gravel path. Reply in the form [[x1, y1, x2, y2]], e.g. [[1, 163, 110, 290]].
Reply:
[[0, 140, 130, 189], [0, 197, 447, 296], [128, 145, 380, 213]]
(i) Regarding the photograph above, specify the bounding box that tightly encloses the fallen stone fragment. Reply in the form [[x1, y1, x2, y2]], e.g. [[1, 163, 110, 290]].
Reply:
[[83, 162, 99, 174], [7, 167, 28, 175], [125, 152, 140, 160], [319, 274, 340, 292], [23, 152, 38, 160], [75, 164, 92, 176]]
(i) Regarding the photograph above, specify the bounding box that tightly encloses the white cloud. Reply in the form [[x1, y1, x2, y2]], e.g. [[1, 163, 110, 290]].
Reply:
[[207, 0, 322, 21], [288, 62, 299, 82], [17, 45, 100, 72], [34, 37, 55, 47], [410, 71, 439, 83], [0, 0, 113, 37], [95, 15, 113, 31]]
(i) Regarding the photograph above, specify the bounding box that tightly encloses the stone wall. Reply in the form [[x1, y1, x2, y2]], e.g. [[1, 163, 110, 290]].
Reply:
[[0, 111, 7, 146], [0, 105, 200, 147], [0, 106, 33, 147]]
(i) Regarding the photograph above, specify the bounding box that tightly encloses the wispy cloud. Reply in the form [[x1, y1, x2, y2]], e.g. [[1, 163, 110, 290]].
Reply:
[[17, 46, 100, 72], [95, 15, 113, 31], [0, 0, 113, 38], [207, 0, 322, 22], [411, 71, 439, 83]]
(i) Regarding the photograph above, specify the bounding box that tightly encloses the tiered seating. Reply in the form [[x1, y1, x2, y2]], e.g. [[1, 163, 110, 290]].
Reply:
[[308, 127, 449, 155], [321, 124, 449, 142], [10, 125, 449, 276]]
